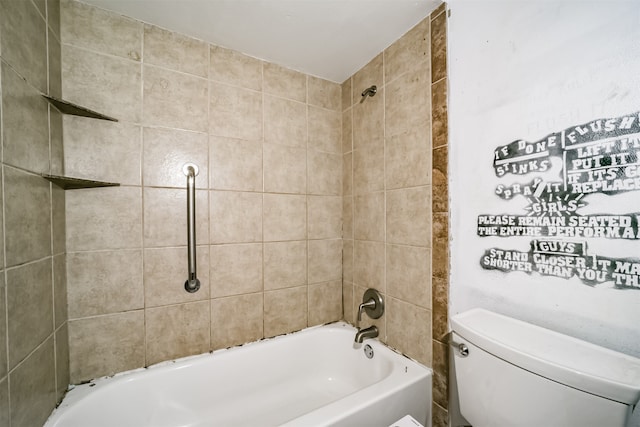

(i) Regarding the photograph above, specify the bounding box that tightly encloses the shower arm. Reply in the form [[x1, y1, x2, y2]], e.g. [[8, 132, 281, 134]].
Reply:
[[360, 85, 377, 103], [183, 163, 201, 293]]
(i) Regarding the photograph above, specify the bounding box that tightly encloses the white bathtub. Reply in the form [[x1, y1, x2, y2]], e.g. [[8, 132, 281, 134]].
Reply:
[[46, 322, 432, 427]]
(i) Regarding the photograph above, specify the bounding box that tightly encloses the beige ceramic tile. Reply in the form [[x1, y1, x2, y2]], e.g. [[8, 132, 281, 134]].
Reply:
[[144, 188, 208, 247], [264, 95, 307, 147], [32, 0, 46, 16], [143, 126, 208, 188], [385, 127, 431, 190], [264, 241, 307, 290], [343, 152, 353, 196], [386, 244, 431, 309], [352, 53, 383, 105], [432, 402, 449, 427], [431, 10, 447, 84], [211, 293, 263, 349], [308, 76, 341, 111], [308, 106, 341, 153], [145, 301, 210, 365], [144, 24, 208, 77], [1, 66, 50, 173], [144, 246, 210, 307], [0, 0, 48, 92], [432, 212, 449, 280], [6, 259, 52, 369], [432, 78, 448, 149], [342, 196, 353, 240], [67, 250, 143, 318], [384, 17, 430, 84], [210, 191, 262, 244], [0, 378, 7, 427], [209, 44, 262, 91], [308, 280, 342, 326], [0, 178, 3, 268], [210, 136, 262, 191], [61, 0, 142, 60], [433, 339, 449, 409], [353, 87, 384, 151], [68, 311, 145, 383], [432, 276, 449, 342], [48, 0, 61, 38], [342, 109, 353, 154], [341, 77, 352, 111], [62, 44, 142, 122], [9, 337, 55, 427], [263, 62, 306, 102], [353, 240, 384, 291], [52, 186, 66, 256], [209, 82, 262, 140], [48, 28, 63, 99], [342, 281, 354, 324], [49, 106, 64, 175], [308, 239, 342, 284], [386, 186, 431, 246], [143, 65, 209, 132], [342, 239, 354, 283], [432, 145, 449, 213], [431, 2, 446, 19], [4, 166, 51, 267], [264, 286, 307, 337], [263, 194, 307, 241], [0, 273, 5, 378], [353, 146, 384, 194], [385, 66, 430, 138], [66, 186, 142, 252], [308, 151, 341, 196], [53, 254, 67, 328], [55, 323, 70, 402], [64, 116, 142, 185], [386, 297, 432, 365], [308, 196, 342, 240], [263, 143, 307, 194], [210, 244, 263, 298], [353, 192, 385, 242]]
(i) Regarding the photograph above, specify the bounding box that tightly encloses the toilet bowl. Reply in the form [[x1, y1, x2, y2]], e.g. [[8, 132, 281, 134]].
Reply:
[[450, 308, 640, 427]]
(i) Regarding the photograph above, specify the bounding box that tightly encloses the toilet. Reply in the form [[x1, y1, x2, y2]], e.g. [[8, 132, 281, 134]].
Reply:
[[450, 308, 640, 427]]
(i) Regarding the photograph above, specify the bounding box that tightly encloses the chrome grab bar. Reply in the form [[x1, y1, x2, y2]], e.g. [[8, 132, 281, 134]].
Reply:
[[183, 163, 200, 293]]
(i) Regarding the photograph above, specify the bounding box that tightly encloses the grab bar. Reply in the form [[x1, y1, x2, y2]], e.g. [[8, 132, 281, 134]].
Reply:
[[183, 163, 200, 293]]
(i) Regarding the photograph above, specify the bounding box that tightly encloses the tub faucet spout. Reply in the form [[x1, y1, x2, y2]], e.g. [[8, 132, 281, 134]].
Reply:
[[354, 325, 378, 344]]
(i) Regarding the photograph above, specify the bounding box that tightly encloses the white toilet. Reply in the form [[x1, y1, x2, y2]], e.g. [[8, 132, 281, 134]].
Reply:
[[450, 308, 640, 427]]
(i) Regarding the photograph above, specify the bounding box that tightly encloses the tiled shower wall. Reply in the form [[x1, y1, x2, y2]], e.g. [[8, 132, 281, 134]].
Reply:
[[342, 4, 448, 427], [61, 0, 343, 384], [0, 0, 69, 425]]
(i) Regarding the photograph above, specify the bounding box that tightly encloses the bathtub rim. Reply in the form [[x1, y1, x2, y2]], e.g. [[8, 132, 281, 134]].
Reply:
[[47, 321, 432, 426]]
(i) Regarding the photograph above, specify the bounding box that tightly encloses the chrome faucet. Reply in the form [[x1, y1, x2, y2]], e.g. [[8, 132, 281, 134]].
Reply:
[[355, 325, 379, 343]]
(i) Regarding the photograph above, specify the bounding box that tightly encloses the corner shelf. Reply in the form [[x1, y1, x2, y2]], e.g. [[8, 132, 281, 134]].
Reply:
[[42, 95, 118, 122], [41, 174, 120, 190], [41, 95, 121, 190]]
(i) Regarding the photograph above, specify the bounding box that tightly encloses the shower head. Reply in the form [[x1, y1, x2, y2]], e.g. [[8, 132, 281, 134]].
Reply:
[[360, 85, 377, 103]]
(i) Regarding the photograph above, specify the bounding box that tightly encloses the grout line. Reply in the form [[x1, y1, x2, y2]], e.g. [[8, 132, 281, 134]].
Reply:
[[139, 23, 148, 368]]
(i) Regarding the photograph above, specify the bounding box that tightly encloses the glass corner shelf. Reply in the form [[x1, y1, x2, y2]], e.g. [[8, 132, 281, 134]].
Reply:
[[42, 95, 118, 122], [41, 174, 120, 190]]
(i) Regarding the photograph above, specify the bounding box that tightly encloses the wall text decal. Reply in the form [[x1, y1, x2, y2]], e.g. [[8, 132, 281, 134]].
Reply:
[[478, 111, 640, 289]]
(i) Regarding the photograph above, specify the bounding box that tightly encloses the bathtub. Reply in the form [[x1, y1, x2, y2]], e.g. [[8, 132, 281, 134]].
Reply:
[[46, 322, 432, 427]]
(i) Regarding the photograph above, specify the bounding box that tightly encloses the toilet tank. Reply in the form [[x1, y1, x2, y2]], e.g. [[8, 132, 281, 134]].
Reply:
[[450, 308, 640, 427]]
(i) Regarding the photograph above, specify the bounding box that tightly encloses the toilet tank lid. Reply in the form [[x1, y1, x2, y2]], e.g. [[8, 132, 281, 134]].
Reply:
[[451, 308, 640, 405]]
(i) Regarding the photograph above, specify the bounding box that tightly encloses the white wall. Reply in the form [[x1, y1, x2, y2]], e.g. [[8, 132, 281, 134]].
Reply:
[[449, 0, 640, 365]]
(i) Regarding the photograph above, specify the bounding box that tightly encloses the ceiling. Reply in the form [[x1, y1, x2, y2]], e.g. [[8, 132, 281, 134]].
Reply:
[[80, 0, 441, 83]]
